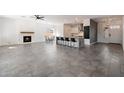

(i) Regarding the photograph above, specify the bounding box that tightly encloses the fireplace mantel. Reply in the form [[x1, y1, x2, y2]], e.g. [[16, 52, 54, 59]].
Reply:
[[20, 32, 35, 34]]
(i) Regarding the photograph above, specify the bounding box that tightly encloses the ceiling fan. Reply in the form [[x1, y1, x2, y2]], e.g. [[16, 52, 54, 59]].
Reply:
[[34, 15, 45, 20]]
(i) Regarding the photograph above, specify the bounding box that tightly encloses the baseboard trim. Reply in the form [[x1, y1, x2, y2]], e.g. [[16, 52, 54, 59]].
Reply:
[[0, 41, 45, 47], [91, 42, 97, 45]]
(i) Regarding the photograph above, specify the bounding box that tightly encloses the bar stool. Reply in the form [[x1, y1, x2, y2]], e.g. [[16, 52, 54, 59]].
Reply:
[[56, 37, 60, 44], [71, 38, 77, 47], [60, 37, 65, 45], [65, 37, 70, 46]]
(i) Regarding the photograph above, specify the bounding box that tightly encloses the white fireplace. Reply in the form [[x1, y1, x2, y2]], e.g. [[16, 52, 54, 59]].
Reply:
[[20, 32, 35, 44]]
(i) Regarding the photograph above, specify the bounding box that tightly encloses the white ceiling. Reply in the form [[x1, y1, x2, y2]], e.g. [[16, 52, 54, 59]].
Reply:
[[42, 15, 117, 23], [93, 16, 122, 22], [0, 15, 122, 24]]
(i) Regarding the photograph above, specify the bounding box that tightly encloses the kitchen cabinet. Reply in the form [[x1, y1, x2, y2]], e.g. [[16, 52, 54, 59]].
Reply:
[[64, 24, 83, 37]]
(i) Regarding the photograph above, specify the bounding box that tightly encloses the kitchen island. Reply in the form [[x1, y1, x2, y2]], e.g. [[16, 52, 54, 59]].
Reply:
[[74, 37, 84, 48], [56, 36, 84, 48]]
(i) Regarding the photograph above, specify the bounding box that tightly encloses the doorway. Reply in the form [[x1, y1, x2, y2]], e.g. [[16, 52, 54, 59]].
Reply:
[[104, 25, 122, 44], [109, 25, 122, 44]]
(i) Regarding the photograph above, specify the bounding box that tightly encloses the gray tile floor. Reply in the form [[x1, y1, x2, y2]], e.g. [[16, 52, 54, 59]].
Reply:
[[0, 42, 124, 77]]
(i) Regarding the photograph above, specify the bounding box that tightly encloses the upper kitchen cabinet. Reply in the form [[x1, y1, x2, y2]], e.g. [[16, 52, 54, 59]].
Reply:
[[64, 23, 83, 37]]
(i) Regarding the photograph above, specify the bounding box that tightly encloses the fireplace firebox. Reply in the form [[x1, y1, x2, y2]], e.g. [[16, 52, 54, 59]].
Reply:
[[23, 36, 32, 43]]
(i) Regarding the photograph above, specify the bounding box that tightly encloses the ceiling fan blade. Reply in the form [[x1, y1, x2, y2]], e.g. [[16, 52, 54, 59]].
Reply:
[[34, 15, 44, 19]]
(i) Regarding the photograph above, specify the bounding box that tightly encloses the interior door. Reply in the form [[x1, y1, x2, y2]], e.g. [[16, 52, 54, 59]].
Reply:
[[109, 25, 122, 44]]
